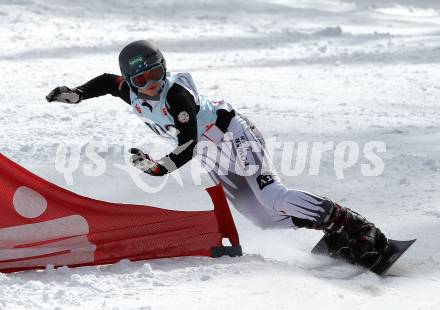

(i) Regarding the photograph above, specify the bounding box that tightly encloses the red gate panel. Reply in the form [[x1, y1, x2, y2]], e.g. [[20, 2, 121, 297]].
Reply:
[[0, 154, 241, 273]]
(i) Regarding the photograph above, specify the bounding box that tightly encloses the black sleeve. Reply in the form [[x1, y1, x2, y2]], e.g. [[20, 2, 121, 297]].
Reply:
[[155, 84, 199, 175], [76, 73, 131, 104]]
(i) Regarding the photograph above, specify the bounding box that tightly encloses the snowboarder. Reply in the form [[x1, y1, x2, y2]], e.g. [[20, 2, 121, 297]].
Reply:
[[46, 40, 389, 269]]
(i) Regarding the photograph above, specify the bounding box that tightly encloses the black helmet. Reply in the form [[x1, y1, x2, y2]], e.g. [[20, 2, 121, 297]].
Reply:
[[118, 40, 167, 85]]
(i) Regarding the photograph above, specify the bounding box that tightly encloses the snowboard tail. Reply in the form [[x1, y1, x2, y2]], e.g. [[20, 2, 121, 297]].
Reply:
[[311, 237, 416, 276], [369, 239, 416, 275]]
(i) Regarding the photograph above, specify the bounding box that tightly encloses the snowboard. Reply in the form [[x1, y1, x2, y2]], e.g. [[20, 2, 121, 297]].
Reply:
[[311, 237, 416, 276]]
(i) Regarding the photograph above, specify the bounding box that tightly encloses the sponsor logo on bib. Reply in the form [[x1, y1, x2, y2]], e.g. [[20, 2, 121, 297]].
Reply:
[[135, 104, 142, 114]]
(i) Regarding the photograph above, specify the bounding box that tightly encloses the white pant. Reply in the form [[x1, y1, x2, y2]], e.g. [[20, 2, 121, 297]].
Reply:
[[200, 115, 332, 230]]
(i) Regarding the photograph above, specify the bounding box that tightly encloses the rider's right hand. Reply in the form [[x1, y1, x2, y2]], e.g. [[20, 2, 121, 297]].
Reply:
[[46, 86, 82, 104]]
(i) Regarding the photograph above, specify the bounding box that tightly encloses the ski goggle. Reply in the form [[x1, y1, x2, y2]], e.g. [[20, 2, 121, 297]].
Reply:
[[129, 64, 165, 89]]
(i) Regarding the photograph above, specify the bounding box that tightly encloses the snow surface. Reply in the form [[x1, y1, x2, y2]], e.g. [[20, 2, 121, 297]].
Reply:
[[0, 0, 440, 309]]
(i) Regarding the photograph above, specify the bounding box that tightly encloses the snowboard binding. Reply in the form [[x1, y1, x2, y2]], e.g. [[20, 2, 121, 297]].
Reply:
[[320, 230, 390, 270], [311, 202, 417, 275], [313, 232, 416, 275]]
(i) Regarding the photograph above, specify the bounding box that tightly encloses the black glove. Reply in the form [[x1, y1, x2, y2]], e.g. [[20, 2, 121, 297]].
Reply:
[[129, 148, 161, 176], [46, 86, 82, 104]]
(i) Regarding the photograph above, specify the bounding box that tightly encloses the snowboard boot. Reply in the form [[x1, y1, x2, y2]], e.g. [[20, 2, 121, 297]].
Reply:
[[321, 231, 351, 260], [324, 203, 389, 268]]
